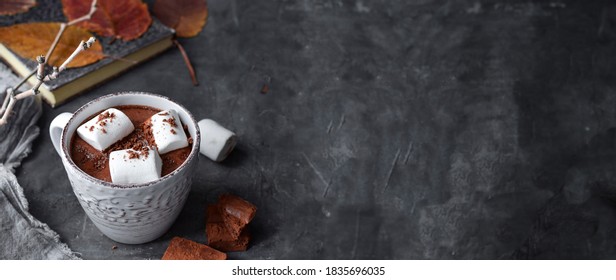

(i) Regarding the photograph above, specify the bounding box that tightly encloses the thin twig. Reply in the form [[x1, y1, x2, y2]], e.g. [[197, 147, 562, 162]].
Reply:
[[15, 38, 96, 100], [12, 69, 36, 92], [0, 88, 13, 116], [173, 39, 198, 86], [67, 0, 98, 26], [45, 24, 67, 63], [45, 38, 96, 81], [0, 95, 15, 125], [14, 89, 34, 100], [45, 0, 98, 62], [0, 0, 98, 125], [59, 38, 96, 73]]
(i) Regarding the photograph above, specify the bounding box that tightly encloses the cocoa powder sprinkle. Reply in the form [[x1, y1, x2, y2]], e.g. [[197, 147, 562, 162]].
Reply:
[[162, 118, 177, 127], [97, 111, 116, 122], [127, 150, 140, 159]]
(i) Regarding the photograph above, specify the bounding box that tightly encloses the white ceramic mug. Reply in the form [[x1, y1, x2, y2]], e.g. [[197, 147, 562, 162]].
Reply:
[[49, 92, 201, 244]]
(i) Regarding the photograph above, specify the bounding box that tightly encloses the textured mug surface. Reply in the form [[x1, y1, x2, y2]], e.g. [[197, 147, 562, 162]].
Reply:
[[49, 92, 200, 244]]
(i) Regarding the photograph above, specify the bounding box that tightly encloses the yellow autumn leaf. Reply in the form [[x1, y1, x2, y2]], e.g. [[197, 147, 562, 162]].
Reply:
[[0, 22, 103, 68]]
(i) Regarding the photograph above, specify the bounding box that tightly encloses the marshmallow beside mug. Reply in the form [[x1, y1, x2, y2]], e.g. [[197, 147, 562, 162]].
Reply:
[[198, 119, 237, 162]]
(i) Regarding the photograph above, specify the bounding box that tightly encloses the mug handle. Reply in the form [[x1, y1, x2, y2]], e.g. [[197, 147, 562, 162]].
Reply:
[[49, 112, 73, 156]]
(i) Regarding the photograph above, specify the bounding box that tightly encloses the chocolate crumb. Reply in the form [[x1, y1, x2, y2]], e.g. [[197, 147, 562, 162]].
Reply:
[[158, 112, 169, 116], [89, 126, 94, 132], [162, 118, 177, 127], [101, 128, 107, 134], [127, 150, 140, 159], [98, 111, 116, 122], [93, 155, 107, 170], [139, 148, 150, 158], [141, 120, 158, 151], [170, 129, 177, 134], [260, 84, 269, 94], [188, 137, 193, 145]]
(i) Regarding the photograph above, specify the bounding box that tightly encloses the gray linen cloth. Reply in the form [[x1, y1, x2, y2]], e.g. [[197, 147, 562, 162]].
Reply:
[[0, 63, 79, 259]]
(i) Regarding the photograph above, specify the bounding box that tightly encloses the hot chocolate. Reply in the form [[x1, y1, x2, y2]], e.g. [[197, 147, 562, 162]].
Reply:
[[70, 105, 193, 183]]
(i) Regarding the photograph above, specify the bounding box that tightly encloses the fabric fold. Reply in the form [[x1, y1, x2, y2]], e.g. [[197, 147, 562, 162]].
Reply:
[[0, 63, 79, 260]]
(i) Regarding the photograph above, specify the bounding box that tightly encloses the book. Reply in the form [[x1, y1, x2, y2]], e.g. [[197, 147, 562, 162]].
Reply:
[[0, 0, 174, 107]]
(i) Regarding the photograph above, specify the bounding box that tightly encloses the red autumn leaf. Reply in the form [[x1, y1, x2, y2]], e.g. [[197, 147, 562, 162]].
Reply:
[[0, 22, 104, 68], [152, 0, 208, 38], [62, 0, 152, 41], [0, 0, 36, 15]]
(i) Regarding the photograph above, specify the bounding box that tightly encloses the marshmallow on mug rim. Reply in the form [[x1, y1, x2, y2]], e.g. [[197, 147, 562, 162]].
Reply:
[[109, 148, 162, 185], [150, 110, 189, 154], [198, 119, 237, 162], [76, 108, 134, 151]]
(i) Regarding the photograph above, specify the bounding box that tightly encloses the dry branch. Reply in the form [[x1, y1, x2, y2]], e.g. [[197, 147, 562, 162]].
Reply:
[[0, 0, 98, 126]]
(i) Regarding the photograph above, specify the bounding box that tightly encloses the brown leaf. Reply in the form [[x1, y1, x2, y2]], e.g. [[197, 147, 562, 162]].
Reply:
[[62, 0, 152, 41], [0, 0, 36, 15], [153, 0, 208, 38], [0, 22, 103, 68]]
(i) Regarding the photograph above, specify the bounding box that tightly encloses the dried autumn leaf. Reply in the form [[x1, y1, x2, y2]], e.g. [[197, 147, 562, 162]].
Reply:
[[62, 0, 151, 41], [0, 22, 103, 68], [153, 0, 208, 38], [0, 0, 36, 15]]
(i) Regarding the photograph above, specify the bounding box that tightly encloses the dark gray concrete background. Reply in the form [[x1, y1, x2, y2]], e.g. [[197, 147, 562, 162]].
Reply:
[[13, 0, 616, 259]]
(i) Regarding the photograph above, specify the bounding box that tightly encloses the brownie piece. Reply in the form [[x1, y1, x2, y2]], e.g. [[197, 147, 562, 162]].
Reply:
[[162, 237, 227, 260], [206, 204, 234, 242], [219, 194, 257, 240], [206, 204, 251, 252]]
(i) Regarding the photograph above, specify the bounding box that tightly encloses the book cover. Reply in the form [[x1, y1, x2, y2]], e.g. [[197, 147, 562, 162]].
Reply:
[[0, 0, 174, 106]]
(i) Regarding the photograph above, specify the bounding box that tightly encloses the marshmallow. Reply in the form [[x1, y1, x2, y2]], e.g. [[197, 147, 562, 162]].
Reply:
[[76, 108, 134, 151], [150, 110, 189, 154], [109, 148, 162, 185], [198, 119, 237, 162]]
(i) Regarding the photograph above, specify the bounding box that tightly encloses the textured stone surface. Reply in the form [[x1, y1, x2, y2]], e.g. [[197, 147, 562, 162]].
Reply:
[[13, 0, 616, 259]]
